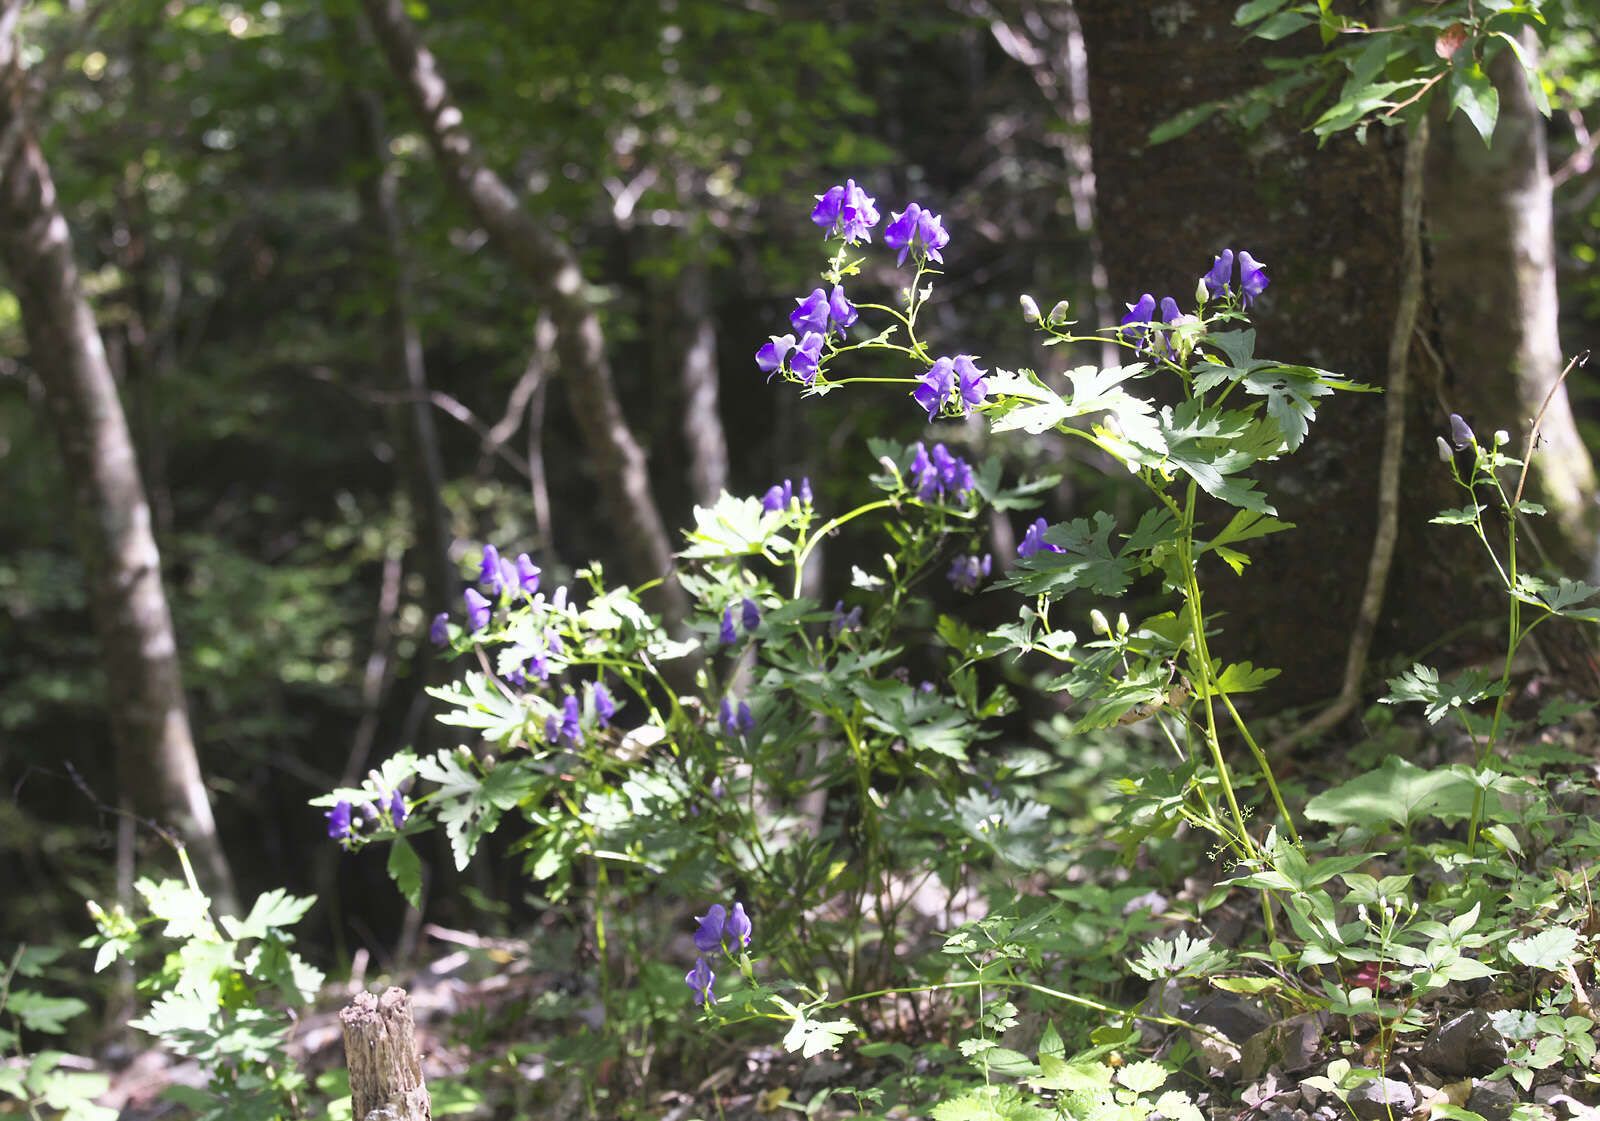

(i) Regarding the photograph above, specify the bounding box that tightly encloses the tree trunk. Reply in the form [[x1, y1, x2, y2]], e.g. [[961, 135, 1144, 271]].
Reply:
[[354, 0, 690, 628], [0, 5, 236, 911], [1425, 28, 1598, 576], [678, 259, 728, 507], [341, 988, 432, 1121], [1075, 0, 1499, 709]]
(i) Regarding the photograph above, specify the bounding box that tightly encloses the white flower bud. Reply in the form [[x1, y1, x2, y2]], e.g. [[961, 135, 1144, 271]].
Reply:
[[1494, 429, 1510, 447], [1047, 299, 1071, 326], [1019, 294, 1041, 323], [1195, 276, 1211, 305], [1436, 436, 1453, 463], [1089, 608, 1110, 636]]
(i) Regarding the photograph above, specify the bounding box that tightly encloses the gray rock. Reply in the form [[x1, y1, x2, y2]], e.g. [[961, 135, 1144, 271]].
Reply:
[[1345, 1077, 1416, 1120], [1241, 1013, 1328, 1082], [1465, 1080, 1516, 1121], [1418, 1011, 1509, 1076]]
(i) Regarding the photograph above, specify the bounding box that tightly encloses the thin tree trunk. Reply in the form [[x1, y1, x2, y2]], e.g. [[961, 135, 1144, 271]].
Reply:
[[349, 88, 455, 617], [354, 0, 689, 627], [0, 4, 236, 912], [1426, 28, 1598, 575], [678, 259, 728, 506]]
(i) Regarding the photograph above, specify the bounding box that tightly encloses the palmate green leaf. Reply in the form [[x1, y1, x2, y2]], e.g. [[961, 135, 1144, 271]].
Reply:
[[1381, 663, 1506, 723], [1203, 509, 1294, 553], [136, 877, 216, 941], [220, 888, 315, 941], [1431, 504, 1484, 525], [1128, 932, 1230, 981], [1238, 363, 1338, 451], [1304, 755, 1479, 830], [415, 749, 537, 870], [387, 836, 423, 910], [1506, 927, 1581, 971], [986, 364, 1153, 437], [1002, 511, 1134, 597], [1514, 574, 1600, 619], [679, 493, 792, 559], [429, 672, 529, 744], [4, 1054, 116, 1121], [1, 991, 88, 1034], [780, 1007, 856, 1059]]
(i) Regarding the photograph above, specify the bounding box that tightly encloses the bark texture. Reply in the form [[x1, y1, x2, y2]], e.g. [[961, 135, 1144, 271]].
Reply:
[[0, 6, 236, 910], [355, 0, 689, 626], [1425, 29, 1597, 575], [677, 259, 728, 507], [341, 988, 432, 1121], [1075, 0, 1496, 708]]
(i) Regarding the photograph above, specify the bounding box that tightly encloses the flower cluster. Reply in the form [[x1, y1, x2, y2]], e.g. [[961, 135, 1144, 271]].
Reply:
[[719, 697, 754, 737], [1118, 293, 1183, 357], [720, 597, 762, 643], [1017, 517, 1065, 559], [1200, 248, 1269, 308], [909, 441, 976, 505], [763, 476, 813, 513], [811, 179, 879, 243], [884, 202, 949, 267], [830, 600, 863, 637], [325, 790, 407, 845], [791, 287, 857, 340], [913, 354, 988, 421], [948, 553, 992, 593], [686, 901, 753, 1006], [443, 543, 544, 637]]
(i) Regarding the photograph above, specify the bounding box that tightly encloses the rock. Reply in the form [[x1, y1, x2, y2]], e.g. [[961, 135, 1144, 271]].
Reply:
[[1241, 1013, 1329, 1082], [1345, 1077, 1416, 1120], [1418, 1011, 1509, 1076], [1465, 1080, 1516, 1121]]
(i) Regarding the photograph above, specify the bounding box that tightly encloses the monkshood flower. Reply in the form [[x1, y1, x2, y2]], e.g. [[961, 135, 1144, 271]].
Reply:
[[741, 597, 761, 632], [1201, 248, 1270, 307], [910, 442, 975, 505], [726, 902, 752, 950], [789, 331, 824, 385], [884, 202, 950, 267], [763, 477, 812, 513], [429, 612, 449, 646], [1202, 249, 1234, 299], [515, 553, 541, 595], [831, 600, 863, 637], [913, 355, 987, 420], [1450, 413, 1476, 451], [948, 553, 992, 593], [479, 543, 503, 591], [720, 606, 737, 644], [694, 904, 728, 952], [560, 693, 583, 746], [790, 286, 858, 339], [464, 588, 491, 632], [685, 956, 716, 1006], [594, 681, 616, 727], [718, 698, 755, 737], [756, 333, 795, 378], [325, 800, 353, 841], [811, 179, 880, 243], [1018, 517, 1065, 558], [388, 790, 406, 827]]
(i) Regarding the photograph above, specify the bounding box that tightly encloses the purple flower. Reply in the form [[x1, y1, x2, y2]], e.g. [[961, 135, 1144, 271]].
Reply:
[[741, 597, 761, 633], [811, 179, 880, 243], [948, 553, 992, 592], [526, 642, 550, 683], [720, 606, 737, 644], [790, 331, 825, 386], [388, 791, 407, 827], [685, 956, 716, 1005], [709, 776, 726, 799], [756, 333, 796, 378], [831, 600, 863, 637], [694, 903, 728, 952], [737, 702, 754, 734], [1202, 249, 1234, 298], [1119, 293, 1157, 349], [911, 442, 976, 505], [954, 355, 988, 413], [1018, 517, 1065, 558], [325, 800, 353, 841], [594, 681, 616, 727], [1450, 413, 1476, 451], [727, 902, 752, 950], [464, 588, 491, 632], [719, 697, 736, 736], [790, 289, 831, 338], [429, 612, 450, 647], [1238, 251, 1269, 307], [359, 802, 380, 828], [913, 358, 956, 420], [884, 202, 950, 267], [479, 544, 504, 593], [763, 479, 794, 513], [545, 713, 560, 743], [798, 477, 813, 506], [560, 693, 583, 747], [516, 553, 541, 595], [828, 286, 858, 332], [544, 628, 564, 656]]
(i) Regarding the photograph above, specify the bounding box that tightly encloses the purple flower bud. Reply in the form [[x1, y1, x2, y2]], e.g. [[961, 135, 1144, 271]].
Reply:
[[737, 702, 754, 734], [429, 612, 450, 646], [693, 904, 727, 952], [479, 544, 504, 592], [594, 681, 615, 727], [719, 697, 736, 735], [325, 800, 353, 841], [464, 588, 492, 632], [741, 597, 761, 633], [762, 484, 786, 513], [1450, 414, 1476, 451], [545, 713, 560, 743], [710, 776, 726, 799], [948, 553, 992, 593], [685, 956, 716, 1005], [727, 902, 752, 950], [560, 693, 583, 747], [388, 790, 406, 827], [720, 606, 737, 644], [516, 553, 541, 595], [358, 802, 380, 827], [799, 477, 813, 506], [500, 557, 519, 593]]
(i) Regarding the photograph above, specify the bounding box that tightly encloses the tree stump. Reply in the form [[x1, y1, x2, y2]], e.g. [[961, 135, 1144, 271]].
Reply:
[[340, 987, 432, 1121]]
